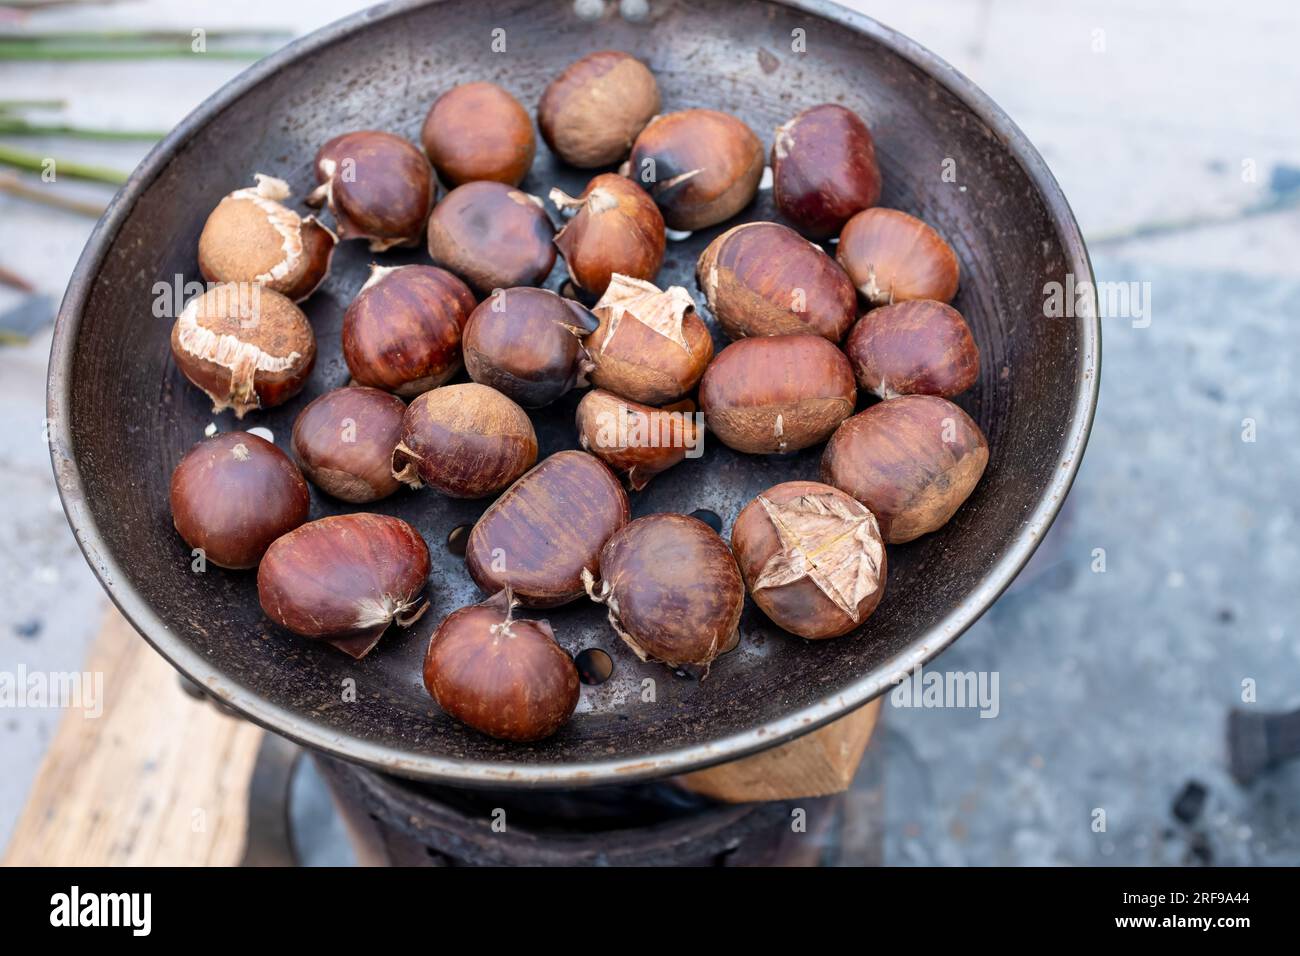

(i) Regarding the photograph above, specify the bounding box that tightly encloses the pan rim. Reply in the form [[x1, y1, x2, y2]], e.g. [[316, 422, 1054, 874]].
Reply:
[[46, 0, 1101, 787]]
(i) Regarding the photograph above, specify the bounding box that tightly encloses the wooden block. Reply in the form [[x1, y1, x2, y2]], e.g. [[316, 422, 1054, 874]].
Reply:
[[677, 700, 881, 803], [3, 607, 263, 866]]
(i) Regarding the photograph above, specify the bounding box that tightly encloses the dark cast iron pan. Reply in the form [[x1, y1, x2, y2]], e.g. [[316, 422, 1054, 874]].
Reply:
[[47, 0, 1100, 787]]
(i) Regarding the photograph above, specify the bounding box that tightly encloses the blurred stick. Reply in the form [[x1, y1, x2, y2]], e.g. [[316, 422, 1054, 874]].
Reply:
[[0, 143, 127, 183], [0, 171, 110, 216], [0, 263, 34, 292], [0, 118, 163, 140]]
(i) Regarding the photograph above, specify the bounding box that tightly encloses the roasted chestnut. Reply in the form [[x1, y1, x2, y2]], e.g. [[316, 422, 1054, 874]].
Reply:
[[391, 383, 537, 499], [624, 109, 764, 231], [170, 282, 315, 418], [576, 389, 700, 490], [772, 104, 882, 239], [699, 334, 856, 454], [423, 589, 579, 742], [465, 450, 629, 607], [198, 174, 336, 303], [461, 287, 596, 408], [308, 130, 434, 251], [584, 513, 744, 668], [257, 513, 431, 659], [291, 386, 406, 503], [821, 395, 988, 544], [584, 274, 713, 405], [170, 431, 309, 570], [426, 181, 557, 296], [421, 81, 535, 187], [551, 174, 664, 297], [837, 207, 960, 307], [696, 221, 856, 342], [538, 50, 660, 168], [844, 299, 979, 399], [342, 264, 476, 397], [731, 480, 886, 640]]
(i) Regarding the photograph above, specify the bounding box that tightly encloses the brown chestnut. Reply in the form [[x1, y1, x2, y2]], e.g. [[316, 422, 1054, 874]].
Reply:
[[584, 274, 713, 405], [699, 334, 856, 454], [731, 480, 886, 640], [391, 383, 537, 499], [342, 264, 475, 397], [538, 51, 660, 168], [308, 130, 434, 252], [821, 395, 988, 544], [772, 104, 882, 239], [423, 589, 579, 742], [461, 287, 597, 408], [575, 389, 700, 490], [844, 299, 979, 399], [170, 282, 315, 418], [170, 431, 309, 570], [421, 81, 535, 187], [257, 513, 431, 659], [551, 174, 664, 297], [837, 207, 960, 307], [696, 221, 856, 342], [426, 181, 557, 296], [584, 513, 744, 669], [465, 450, 629, 607], [291, 386, 405, 503], [624, 109, 764, 231], [198, 174, 336, 303]]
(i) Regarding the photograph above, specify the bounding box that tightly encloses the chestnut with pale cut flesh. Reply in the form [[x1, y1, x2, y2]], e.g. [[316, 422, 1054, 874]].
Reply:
[[291, 386, 406, 504], [551, 174, 664, 298], [844, 299, 979, 398], [576, 389, 699, 491], [421, 81, 536, 187], [538, 51, 660, 169], [426, 181, 557, 296], [837, 207, 959, 307], [309, 130, 434, 252], [772, 104, 882, 239]]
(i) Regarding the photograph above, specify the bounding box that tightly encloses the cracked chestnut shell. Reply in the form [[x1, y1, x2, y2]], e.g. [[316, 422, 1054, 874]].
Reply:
[[697, 221, 856, 342], [423, 590, 579, 742], [426, 181, 556, 296], [837, 207, 960, 307], [258, 513, 431, 659], [308, 130, 434, 252], [465, 450, 630, 608], [421, 81, 535, 187], [462, 287, 597, 408], [844, 299, 979, 399], [198, 174, 336, 303], [732, 480, 887, 640], [576, 389, 699, 491], [170, 431, 309, 570], [291, 386, 406, 503], [391, 383, 537, 499], [699, 334, 856, 454], [170, 283, 315, 418], [551, 174, 664, 297], [342, 264, 475, 397], [538, 50, 660, 168], [584, 513, 743, 668], [821, 395, 988, 544], [624, 109, 764, 231], [772, 104, 882, 239]]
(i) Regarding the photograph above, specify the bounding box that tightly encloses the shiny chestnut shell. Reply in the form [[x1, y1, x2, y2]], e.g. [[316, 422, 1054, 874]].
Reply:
[[772, 104, 882, 239], [699, 334, 856, 454], [625, 109, 765, 231], [575, 389, 699, 491], [170, 431, 309, 570], [258, 513, 431, 659], [423, 591, 579, 742], [697, 221, 856, 342], [290, 386, 406, 503], [311, 130, 435, 252], [426, 181, 557, 296], [552, 174, 665, 297], [538, 51, 660, 168], [837, 207, 960, 307], [461, 287, 597, 408], [821, 395, 989, 544], [391, 383, 537, 499], [588, 513, 744, 668], [342, 264, 476, 398], [421, 81, 535, 187], [465, 450, 630, 607], [844, 299, 979, 398]]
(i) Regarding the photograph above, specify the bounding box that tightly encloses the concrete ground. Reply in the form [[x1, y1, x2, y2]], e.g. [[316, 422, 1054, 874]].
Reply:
[[1, 0, 1297, 864]]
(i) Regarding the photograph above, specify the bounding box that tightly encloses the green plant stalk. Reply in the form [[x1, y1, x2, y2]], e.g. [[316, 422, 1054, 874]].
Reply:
[[0, 143, 127, 184], [0, 43, 272, 60], [0, 119, 163, 141]]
